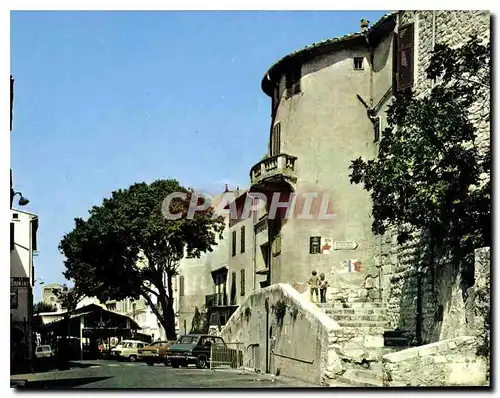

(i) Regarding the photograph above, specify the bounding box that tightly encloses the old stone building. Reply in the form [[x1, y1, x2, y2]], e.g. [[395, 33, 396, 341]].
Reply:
[[178, 12, 490, 386], [378, 10, 490, 347]]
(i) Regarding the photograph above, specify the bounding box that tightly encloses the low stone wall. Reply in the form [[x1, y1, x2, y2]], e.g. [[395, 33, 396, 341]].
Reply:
[[219, 283, 341, 385], [382, 336, 488, 386]]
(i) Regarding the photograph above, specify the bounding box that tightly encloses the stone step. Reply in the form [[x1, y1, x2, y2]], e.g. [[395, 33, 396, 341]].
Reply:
[[332, 314, 387, 322], [336, 321, 390, 328], [325, 308, 386, 315], [323, 302, 386, 309], [334, 371, 383, 387], [352, 369, 383, 381], [336, 327, 386, 334]]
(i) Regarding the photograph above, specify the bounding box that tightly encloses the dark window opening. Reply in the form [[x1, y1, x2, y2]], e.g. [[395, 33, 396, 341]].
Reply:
[[240, 226, 246, 253], [285, 67, 301, 98], [12, 213, 18, 219], [32, 218, 39, 251], [232, 231, 237, 257], [270, 123, 281, 157], [10, 223, 15, 251], [230, 272, 237, 305], [240, 269, 246, 296], [354, 57, 364, 70], [373, 117, 381, 142]]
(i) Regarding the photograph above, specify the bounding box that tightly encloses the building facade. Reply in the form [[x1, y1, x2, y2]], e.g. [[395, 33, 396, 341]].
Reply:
[[378, 10, 491, 345], [244, 14, 396, 296], [11, 209, 39, 368]]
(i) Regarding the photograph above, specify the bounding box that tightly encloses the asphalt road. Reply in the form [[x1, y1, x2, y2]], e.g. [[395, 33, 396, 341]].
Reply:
[[11, 360, 318, 389]]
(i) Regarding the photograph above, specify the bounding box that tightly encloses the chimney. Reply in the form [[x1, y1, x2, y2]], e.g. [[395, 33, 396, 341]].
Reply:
[[360, 19, 370, 33], [224, 184, 229, 192]]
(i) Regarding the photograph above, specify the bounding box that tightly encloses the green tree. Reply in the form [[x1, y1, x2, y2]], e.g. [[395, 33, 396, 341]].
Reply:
[[33, 301, 57, 314], [349, 36, 490, 275], [59, 179, 225, 340]]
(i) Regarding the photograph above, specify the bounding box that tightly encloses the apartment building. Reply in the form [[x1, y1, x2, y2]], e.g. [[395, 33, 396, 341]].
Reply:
[[11, 209, 39, 366]]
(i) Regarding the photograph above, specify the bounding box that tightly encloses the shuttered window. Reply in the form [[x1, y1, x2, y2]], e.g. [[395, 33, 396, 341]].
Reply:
[[396, 23, 415, 92], [232, 231, 236, 257], [240, 226, 246, 253], [271, 123, 281, 156], [285, 67, 301, 98], [240, 269, 246, 296]]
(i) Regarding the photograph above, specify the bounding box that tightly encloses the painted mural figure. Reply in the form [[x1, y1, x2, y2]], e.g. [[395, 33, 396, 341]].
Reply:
[[319, 273, 329, 304], [308, 271, 320, 303]]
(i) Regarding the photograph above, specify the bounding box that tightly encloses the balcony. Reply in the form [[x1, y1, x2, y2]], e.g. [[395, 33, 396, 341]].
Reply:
[[250, 153, 298, 188], [205, 293, 229, 308]]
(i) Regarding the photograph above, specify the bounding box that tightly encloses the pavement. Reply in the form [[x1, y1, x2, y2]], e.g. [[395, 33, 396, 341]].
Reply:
[[10, 360, 319, 389]]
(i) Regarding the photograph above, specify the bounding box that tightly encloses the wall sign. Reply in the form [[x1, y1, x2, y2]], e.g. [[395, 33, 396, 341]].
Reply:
[[309, 237, 321, 254], [321, 238, 333, 254], [11, 277, 30, 288], [334, 241, 358, 250]]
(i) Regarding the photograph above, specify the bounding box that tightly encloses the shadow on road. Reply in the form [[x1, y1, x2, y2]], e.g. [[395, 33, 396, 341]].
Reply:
[[23, 376, 113, 389]]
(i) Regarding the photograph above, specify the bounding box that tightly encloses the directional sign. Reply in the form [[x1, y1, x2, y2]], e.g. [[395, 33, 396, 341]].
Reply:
[[334, 241, 358, 250]]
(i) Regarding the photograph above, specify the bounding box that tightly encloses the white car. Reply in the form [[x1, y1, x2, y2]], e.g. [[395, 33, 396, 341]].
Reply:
[[35, 345, 54, 359], [110, 340, 147, 362]]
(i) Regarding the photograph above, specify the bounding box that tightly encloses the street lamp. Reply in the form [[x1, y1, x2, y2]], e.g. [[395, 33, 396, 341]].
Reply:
[[34, 278, 44, 285], [12, 191, 30, 206]]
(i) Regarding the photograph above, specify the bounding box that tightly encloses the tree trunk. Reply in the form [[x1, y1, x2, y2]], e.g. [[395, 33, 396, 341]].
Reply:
[[158, 275, 177, 340]]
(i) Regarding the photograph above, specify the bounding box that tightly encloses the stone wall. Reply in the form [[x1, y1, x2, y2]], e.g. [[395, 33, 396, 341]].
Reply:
[[378, 11, 490, 344], [382, 336, 488, 386], [219, 283, 341, 385]]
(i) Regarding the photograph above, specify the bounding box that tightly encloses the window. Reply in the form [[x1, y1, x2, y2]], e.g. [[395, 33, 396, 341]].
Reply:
[[230, 272, 237, 305], [353, 57, 364, 70], [240, 269, 246, 296], [240, 226, 246, 253], [373, 116, 381, 142], [12, 213, 18, 219], [270, 123, 281, 156], [232, 231, 237, 257], [32, 218, 39, 251], [10, 223, 14, 251], [396, 23, 415, 92], [285, 66, 301, 98], [179, 275, 185, 296]]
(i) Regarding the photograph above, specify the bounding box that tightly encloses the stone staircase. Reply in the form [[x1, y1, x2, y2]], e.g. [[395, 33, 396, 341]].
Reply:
[[323, 299, 388, 387]]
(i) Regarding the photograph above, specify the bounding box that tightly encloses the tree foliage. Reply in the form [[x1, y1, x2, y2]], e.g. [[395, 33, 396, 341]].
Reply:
[[350, 36, 490, 268], [59, 179, 225, 340], [33, 301, 57, 314]]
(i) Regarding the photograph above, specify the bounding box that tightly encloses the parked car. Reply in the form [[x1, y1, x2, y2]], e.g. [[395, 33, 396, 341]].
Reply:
[[138, 341, 175, 366], [110, 340, 148, 362], [34, 345, 54, 359], [165, 334, 242, 369]]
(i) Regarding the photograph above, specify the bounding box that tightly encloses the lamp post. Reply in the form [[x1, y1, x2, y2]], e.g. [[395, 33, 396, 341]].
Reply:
[[11, 191, 30, 207]]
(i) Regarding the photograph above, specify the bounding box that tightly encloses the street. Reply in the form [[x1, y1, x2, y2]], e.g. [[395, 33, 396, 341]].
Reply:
[[11, 360, 318, 389]]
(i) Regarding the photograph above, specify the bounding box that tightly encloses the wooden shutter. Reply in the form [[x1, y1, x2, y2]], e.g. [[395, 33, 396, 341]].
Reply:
[[396, 23, 415, 91], [240, 269, 245, 296], [240, 226, 246, 253]]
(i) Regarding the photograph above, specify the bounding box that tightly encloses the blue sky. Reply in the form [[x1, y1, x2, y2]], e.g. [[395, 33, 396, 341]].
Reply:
[[10, 10, 388, 300]]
